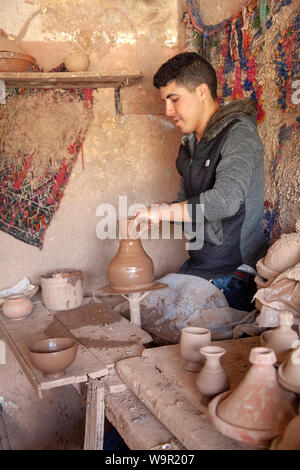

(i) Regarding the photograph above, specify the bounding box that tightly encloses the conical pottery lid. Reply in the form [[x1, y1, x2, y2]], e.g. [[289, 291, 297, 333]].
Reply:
[[217, 347, 298, 432]]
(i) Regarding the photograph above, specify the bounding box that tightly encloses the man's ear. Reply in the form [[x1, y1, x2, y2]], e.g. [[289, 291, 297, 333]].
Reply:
[[195, 83, 209, 101]]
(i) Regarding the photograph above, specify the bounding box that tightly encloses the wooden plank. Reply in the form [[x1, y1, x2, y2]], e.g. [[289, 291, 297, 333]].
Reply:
[[116, 356, 253, 450], [141, 337, 260, 412], [0, 318, 43, 399], [0, 305, 109, 396], [84, 380, 105, 450], [55, 302, 152, 368], [0, 72, 143, 89], [103, 378, 184, 450]]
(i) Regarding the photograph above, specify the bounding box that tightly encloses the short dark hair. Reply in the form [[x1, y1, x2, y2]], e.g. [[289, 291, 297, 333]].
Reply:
[[153, 52, 218, 101]]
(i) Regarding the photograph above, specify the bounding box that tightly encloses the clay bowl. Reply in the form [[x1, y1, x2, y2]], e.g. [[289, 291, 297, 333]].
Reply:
[[28, 337, 78, 379], [0, 51, 36, 72]]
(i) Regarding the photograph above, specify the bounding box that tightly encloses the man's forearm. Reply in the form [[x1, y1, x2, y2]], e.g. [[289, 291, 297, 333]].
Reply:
[[158, 201, 192, 223]]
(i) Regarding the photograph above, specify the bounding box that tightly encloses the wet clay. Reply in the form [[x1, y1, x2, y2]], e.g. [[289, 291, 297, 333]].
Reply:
[[107, 219, 155, 292]]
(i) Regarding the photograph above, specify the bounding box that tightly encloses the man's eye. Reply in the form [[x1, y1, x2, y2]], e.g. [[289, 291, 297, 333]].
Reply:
[[171, 98, 178, 103]]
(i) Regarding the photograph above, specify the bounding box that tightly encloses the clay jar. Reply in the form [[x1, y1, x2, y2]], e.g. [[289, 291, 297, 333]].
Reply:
[[208, 347, 298, 448], [266, 311, 299, 363], [2, 294, 33, 320], [196, 346, 230, 397], [180, 327, 211, 372], [106, 219, 155, 292]]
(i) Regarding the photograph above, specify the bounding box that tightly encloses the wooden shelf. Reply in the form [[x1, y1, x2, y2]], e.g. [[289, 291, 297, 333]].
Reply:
[[0, 71, 143, 89]]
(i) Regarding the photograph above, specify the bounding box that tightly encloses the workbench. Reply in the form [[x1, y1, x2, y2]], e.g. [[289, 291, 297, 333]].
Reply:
[[0, 297, 261, 450]]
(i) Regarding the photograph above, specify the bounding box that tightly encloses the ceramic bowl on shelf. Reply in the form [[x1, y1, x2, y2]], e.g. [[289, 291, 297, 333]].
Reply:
[[28, 337, 78, 379], [0, 51, 36, 72]]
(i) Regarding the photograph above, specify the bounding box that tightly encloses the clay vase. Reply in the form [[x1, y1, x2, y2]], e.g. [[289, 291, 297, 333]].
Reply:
[[64, 52, 90, 72], [106, 238, 155, 292], [2, 294, 33, 320], [278, 345, 300, 392], [180, 327, 211, 372], [270, 414, 300, 450], [266, 311, 299, 363], [208, 347, 298, 448], [196, 346, 230, 397]]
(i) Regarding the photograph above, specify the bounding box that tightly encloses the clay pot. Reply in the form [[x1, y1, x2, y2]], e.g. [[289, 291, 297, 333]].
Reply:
[[180, 327, 211, 372], [28, 337, 78, 379], [2, 294, 33, 320], [64, 52, 90, 72], [106, 238, 155, 292], [262, 232, 300, 273], [196, 345, 230, 397], [270, 414, 300, 450], [278, 345, 300, 393], [266, 311, 299, 363], [208, 347, 298, 448], [41, 269, 84, 311]]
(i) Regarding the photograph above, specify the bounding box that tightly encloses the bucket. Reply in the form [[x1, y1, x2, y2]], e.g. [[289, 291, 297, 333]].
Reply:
[[41, 269, 84, 311]]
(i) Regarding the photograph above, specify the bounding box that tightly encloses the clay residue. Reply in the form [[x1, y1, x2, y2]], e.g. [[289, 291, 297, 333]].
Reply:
[[55, 303, 122, 329], [75, 336, 137, 349]]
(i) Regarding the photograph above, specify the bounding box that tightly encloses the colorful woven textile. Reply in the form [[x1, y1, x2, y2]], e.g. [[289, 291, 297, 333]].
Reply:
[[0, 67, 94, 248]]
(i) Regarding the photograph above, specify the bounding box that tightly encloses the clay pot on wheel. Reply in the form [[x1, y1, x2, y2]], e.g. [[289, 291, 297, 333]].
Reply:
[[2, 294, 33, 320], [196, 345, 230, 397], [106, 219, 155, 292]]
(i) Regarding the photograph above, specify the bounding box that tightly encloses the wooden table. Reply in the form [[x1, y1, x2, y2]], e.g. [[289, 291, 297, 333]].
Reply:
[[0, 298, 263, 450], [0, 298, 154, 449], [115, 336, 262, 450]]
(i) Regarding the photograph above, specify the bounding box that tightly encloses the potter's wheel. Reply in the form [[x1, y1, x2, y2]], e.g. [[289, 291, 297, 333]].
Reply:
[[208, 390, 282, 449], [97, 281, 168, 328], [278, 363, 300, 395], [98, 282, 168, 295]]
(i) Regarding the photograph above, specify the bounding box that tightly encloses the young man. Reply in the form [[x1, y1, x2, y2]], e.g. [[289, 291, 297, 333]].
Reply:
[[129, 52, 267, 312]]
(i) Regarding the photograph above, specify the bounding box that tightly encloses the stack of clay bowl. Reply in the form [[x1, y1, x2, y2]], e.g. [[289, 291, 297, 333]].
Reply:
[[255, 231, 300, 290], [0, 29, 36, 72]]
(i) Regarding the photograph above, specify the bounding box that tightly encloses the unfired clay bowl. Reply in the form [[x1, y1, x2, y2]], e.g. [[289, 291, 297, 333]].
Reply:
[[28, 337, 78, 379], [64, 52, 90, 72]]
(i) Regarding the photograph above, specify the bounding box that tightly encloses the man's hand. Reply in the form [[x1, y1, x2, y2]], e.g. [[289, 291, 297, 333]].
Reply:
[[128, 205, 162, 239], [128, 200, 192, 239]]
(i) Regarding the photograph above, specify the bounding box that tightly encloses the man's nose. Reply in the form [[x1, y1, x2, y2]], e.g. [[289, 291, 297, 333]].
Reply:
[[165, 101, 175, 116]]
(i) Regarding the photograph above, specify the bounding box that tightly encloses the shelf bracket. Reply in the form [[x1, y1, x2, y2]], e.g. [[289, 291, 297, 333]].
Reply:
[[0, 80, 6, 104], [114, 86, 122, 115]]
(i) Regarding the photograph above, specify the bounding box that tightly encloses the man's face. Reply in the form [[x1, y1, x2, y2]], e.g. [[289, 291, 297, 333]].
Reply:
[[159, 81, 204, 135]]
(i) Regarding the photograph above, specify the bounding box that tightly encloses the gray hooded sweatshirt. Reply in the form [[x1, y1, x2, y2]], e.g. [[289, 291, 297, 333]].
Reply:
[[176, 98, 267, 279]]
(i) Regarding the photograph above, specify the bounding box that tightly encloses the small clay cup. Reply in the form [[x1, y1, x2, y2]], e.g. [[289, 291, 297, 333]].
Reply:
[[28, 337, 78, 379], [180, 327, 211, 372]]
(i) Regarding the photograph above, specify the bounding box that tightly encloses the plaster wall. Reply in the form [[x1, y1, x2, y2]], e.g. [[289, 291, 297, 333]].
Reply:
[[0, 0, 188, 293]]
